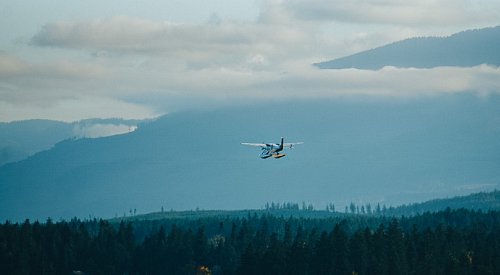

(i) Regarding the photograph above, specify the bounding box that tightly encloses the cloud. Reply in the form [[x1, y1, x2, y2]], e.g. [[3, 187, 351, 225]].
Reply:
[[0, 52, 29, 76], [0, 53, 114, 106], [32, 16, 250, 52], [282, 0, 500, 27], [2, 2, 500, 122], [72, 123, 138, 138], [230, 64, 500, 101], [0, 94, 157, 122], [2, 40, 500, 122], [30, 15, 312, 70]]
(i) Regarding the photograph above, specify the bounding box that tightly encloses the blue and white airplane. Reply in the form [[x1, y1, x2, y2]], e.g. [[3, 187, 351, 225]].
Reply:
[[241, 137, 303, 159]]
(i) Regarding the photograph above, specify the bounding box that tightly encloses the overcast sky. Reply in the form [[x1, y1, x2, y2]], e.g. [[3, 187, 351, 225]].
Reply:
[[1, 0, 500, 122]]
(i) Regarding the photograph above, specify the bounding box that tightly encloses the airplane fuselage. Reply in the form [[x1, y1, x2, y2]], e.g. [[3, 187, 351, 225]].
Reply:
[[242, 137, 301, 159], [260, 142, 285, 159]]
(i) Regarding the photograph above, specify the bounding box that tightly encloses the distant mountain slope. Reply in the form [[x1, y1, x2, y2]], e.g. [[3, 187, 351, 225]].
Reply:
[[1, 94, 500, 221], [113, 208, 345, 223], [388, 190, 500, 216], [315, 26, 500, 70], [0, 120, 73, 167], [115, 190, 500, 224], [0, 119, 142, 167]]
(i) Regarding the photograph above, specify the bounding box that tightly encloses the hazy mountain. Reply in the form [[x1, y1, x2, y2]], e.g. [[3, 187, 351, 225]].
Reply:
[[387, 190, 500, 216], [116, 190, 500, 224], [0, 120, 73, 167], [0, 119, 142, 167], [315, 26, 500, 70], [1, 94, 500, 221]]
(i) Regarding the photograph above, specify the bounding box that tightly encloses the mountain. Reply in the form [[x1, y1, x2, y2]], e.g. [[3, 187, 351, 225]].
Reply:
[[315, 26, 500, 70], [0, 118, 142, 167], [0, 120, 73, 167], [1, 94, 500, 221], [116, 190, 500, 224], [388, 189, 500, 216]]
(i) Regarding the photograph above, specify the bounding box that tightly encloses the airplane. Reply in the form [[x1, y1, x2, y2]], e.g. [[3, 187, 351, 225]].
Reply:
[[241, 137, 303, 159]]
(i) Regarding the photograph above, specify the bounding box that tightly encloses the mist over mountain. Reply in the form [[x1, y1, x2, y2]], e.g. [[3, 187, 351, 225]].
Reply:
[[1, 94, 499, 222], [315, 26, 500, 70]]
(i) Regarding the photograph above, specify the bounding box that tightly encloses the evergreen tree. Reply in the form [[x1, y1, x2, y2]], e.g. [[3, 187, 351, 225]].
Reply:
[[331, 224, 350, 275], [1, 208, 500, 274], [386, 219, 407, 275], [350, 202, 356, 214], [350, 229, 369, 275]]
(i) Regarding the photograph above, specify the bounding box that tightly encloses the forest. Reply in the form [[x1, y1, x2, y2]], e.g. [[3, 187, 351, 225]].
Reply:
[[1, 208, 500, 274]]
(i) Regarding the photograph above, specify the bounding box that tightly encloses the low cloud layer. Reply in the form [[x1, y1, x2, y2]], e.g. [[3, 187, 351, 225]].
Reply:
[[1, 1, 500, 121], [283, 0, 500, 26], [72, 123, 138, 138]]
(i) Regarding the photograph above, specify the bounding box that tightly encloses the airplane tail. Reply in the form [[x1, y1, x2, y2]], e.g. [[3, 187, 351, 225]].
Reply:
[[278, 137, 284, 151]]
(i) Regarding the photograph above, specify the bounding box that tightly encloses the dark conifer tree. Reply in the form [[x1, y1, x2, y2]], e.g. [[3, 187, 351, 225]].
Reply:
[[331, 224, 350, 275], [386, 219, 407, 275], [350, 229, 369, 275]]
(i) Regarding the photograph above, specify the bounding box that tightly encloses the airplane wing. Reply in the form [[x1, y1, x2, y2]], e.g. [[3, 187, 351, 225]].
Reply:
[[241, 143, 267, 147], [283, 142, 304, 148]]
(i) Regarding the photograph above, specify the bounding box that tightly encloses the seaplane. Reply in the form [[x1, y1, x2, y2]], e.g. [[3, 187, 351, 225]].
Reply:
[[241, 137, 303, 159]]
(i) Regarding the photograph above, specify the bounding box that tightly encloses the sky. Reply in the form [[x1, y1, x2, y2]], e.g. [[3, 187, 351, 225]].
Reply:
[[1, 0, 500, 122]]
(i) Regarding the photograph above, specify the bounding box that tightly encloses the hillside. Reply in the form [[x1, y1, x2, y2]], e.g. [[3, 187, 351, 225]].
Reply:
[[315, 26, 500, 70], [388, 189, 500, 216], [0, 120, 72, 167], [0, 118, 142, 167], [1, 95, 500, 222], [112, 190, 500, 225]]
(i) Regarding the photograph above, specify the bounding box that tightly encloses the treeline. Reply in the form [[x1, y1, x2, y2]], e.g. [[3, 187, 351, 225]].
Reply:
[[385, 190, 500, 216], [1, 209, 500, 274], [328, 190, 500, 216]]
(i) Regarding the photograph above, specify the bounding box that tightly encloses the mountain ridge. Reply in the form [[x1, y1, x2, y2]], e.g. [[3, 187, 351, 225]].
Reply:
[[0, 118, 144, 167], [315, 26, 500, 69], [1, 95, 499, 222], [113, 190, 500, 223]]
